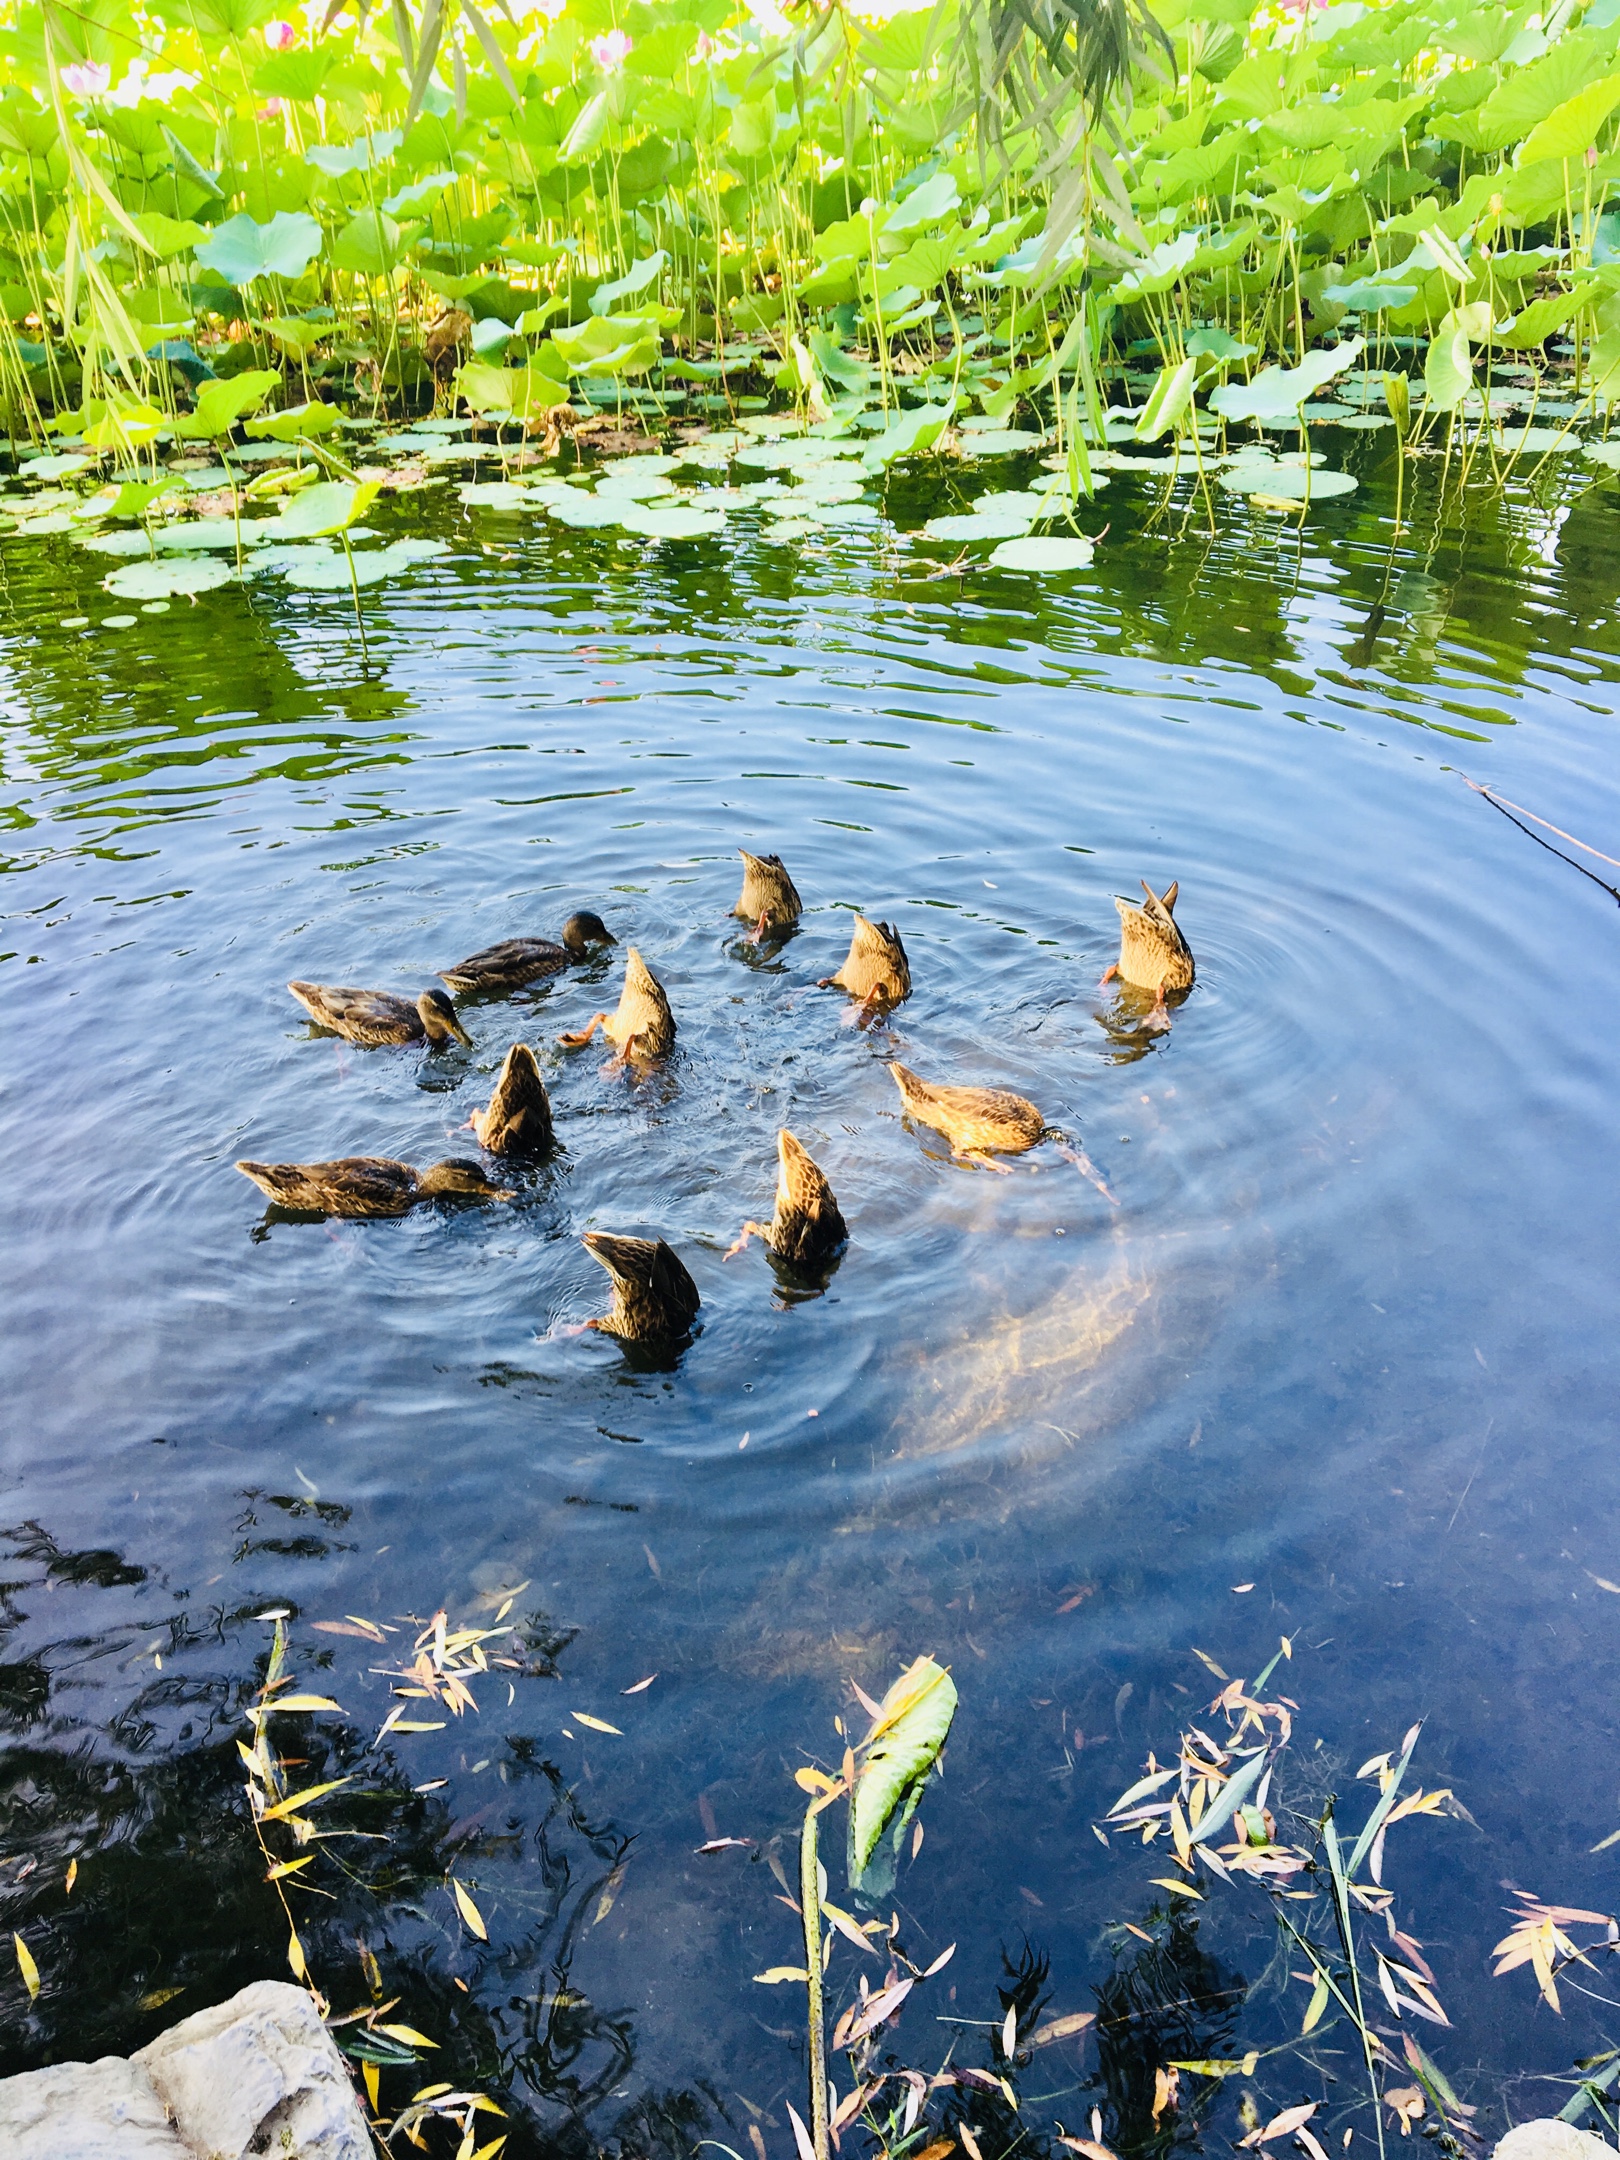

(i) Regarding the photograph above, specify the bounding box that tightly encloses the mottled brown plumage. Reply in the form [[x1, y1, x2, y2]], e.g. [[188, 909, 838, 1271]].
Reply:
[[734, 850, 802, 937], [235, 1155, 510, 1217], [470, 1043, 554, 1156], [888, 1061, 1046, 1168], [439, 910, 614, 995], [558, 947, 675, 1060], [583, 1231, 701, 1341], [1105, 880, 1194, 1001], [425, 305, 472, 379], [819, 915, 910, 1006], [726, 1128, 847, 1268], [287, 981, 471, 1048]]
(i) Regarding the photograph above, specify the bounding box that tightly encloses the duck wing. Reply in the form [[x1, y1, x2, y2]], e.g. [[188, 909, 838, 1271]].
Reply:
[[288, 982, 420, 1044], [236, 1157, 420, 1215], [439, 938, 568, 993]]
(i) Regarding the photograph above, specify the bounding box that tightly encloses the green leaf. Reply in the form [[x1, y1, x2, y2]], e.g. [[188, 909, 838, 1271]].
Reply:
[[245, 400, 343, 440], [861, 398, 956, 471], [1210, 338, 1365, 421], [848, 1657, 957, 1884], [561, 91, 612, 165], [104, 557, 236, 600], [590, 252, 668, 316], [549, 316, 661, 377], [177, 371, 284, 439], [256, 317, 332, 356], [1345, 1721, 1421, 1880], [195, 211, 323, 287], [1136, 356, 1197, 443], [454, 360, 567, 416], [1497, 286, 1596, 349], [132, 211, 207, 259], [1423, 311, 1478, 413], [274, 481, 380, 539], [330, 212, 418, 279], [988, 534, 1096, 571], [1520, 75, 1620, 163], [886, 171, 960, 233], [1189, 1747, 1268, 1844]]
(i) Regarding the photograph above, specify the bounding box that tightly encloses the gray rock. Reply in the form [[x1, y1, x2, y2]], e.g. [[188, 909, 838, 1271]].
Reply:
[[0, 2052, 186, 2160], [1496, 2125, 1619, 2160], [134, 1979, 371, 2160]]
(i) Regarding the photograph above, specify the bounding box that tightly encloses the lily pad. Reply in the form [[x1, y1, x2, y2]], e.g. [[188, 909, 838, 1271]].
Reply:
[[1225, 464, 1356, 499], [281, 549, 396, 590], [923, 510, 1033, 542], [103, 556, 236, 599], [547, 494, 633, 529], [457, 481, 532, 509], [594, 474, 677, 501], [1338, 413, 1394, 430], [1495, 426, 1581, 454], [1582, 440, 1620, 469], [760, 519, 816, 542], [613, 503, 726, 539], [13, 512, 79, 534], [805, 501, 882, 527], [102, 614, 138, 629], [987, 534, 1096, 572], [22, 453, 93, 480], [958, 429, 1045, 454], [195, 209, 323, 287], [153, 518, 266, 550], [80, 529, 156, 556], [791, 474, 869, 503]]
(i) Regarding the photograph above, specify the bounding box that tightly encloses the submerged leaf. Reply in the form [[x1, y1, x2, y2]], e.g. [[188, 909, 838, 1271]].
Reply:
[[849, 1657, 957, 1883]]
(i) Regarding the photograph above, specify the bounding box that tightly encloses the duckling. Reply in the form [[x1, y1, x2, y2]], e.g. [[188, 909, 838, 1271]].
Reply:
[[287, 982, 471, 1049], [734, 850, 802, 941], [470, 1043, 553, 1155], [1102, 880, 1194, 1004], [819, 915, 910, 1008], [583, 1231, 701, 1342], [725, 1128, 847, 1267], [236, 1155, 510, 1217], [439, 911, 614, 996], [888, 1061, 1046, 1172], [558, 947, 675, 1062]]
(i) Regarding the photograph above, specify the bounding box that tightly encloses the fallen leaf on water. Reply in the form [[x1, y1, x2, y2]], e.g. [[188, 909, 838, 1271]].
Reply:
[[1002, 2006, 1018, 2057], [1587, 1573, 1620, 1595], [363, 2061, 380, 2111], [913, 2142, 956, 2160], [261, 1694, 344, 1713], [695, 1838, 754, 1854], [572, 1712, 622, 1735], [788, 2104, 817, 2160], [1232, 1584, 1255, 1594], [1056, 1587, 1095, 1614], [1299, 2128, 1334, 2160], [65, 1860, 77, 1895], [1028, 2011, 1096, 2048], [1152, 1877, 1204, 1899], [267, 1856, 316, 1881], [622, 1674, 658, 1694], [922, 1942, 956, 1977], [1242, 2103, 1319, 2148], [13, 1935, 39, 2001], [312, 1619, 386, 1641], [593, 1862, 627, 1925], [912, 1821, 925, 1859], [960, 2127, 985, 2160], [451, 1880, 488, 1941], [377, 2023, 438, 2048], [754, 1966, 811, 1984], [1189, 1648, 1229, 1680], [1057, 2141, 1116, 2160], [138, 1986, 185, 2012]]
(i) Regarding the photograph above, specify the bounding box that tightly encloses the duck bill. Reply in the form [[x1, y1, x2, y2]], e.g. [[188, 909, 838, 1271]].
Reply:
[[450, 1018, 473, 1046]]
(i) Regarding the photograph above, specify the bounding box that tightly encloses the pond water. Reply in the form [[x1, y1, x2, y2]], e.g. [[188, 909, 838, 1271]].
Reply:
[[3, 427, 1620, 2157]]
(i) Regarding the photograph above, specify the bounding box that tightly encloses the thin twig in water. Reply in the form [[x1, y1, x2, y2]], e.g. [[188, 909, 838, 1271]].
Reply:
[[1446, 1419, 1493, 1535], [1461, 776, 1620, 900]]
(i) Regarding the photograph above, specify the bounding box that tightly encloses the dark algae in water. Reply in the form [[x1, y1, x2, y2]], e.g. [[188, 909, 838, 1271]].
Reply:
[[5, 384, 1620, 2157]]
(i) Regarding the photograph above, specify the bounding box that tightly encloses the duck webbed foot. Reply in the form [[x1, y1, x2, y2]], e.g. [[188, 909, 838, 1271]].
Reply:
[[723, 1220, 774, 1261], [748, 911, 770, 946], [955, 1148, 1014, 1175], [1099, 963, 1120, 986], [559, 1013, 607, 1048]]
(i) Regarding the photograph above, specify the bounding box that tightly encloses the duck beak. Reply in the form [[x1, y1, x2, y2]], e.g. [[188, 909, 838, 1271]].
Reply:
[[451, 1018, 473, 1047]]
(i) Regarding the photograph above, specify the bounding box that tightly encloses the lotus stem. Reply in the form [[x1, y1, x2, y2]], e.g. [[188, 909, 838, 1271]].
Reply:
[[800, 1800, 830, 2160]]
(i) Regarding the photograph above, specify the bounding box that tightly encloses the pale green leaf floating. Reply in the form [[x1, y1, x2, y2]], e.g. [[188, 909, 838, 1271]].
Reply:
[[80, 529, 154, 556], [458, 482, 532, 509], [281, 549, 396, 590], [194, 210, 323, 286], [1211, 338, 1365, 423], [808, 502, 882, 527], [614, 503, 727, 539], [547, 494, 633, 529], [988, 534, 1097, 572], [22, 453, 92, 480], [154, 518, 269, 551], [849, 1657, 958, 1891], [958, 429, 1044, 454], [1582, 441, 1620, 470], [923, 511, 1032, 541], [103, 557, 236, 600], [863, 399, 956, 472], [1496, 425, 1582, 455], [1234, 467, 1357, 501]]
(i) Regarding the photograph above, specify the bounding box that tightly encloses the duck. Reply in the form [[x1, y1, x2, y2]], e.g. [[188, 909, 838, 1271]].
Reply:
[[438, 911, 615, 996], [725, 1128, 847, 1268], [287, 981, 471, 1049], [734, 851, 802, 941], [888, 1061, 1046, 1171], [559, 947, 675, 1061], [819, 915, 910, 1007], [235, 1155, 510, 1217], [1103, 880, 1194, 1003], [583, 1231, 701, 1342], [470, 1043, 554, 1155]]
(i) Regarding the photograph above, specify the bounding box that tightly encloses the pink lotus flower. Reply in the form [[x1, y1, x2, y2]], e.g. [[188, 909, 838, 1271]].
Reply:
[[590, 28, 633, 69], [265, 19, 299, 46], [695, 30, 716, 60], [257, 97, 286, 118], [61, 60, 111, 98]]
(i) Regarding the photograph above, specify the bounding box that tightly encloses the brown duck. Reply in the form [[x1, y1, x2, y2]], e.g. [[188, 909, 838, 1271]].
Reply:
[[734, 850, 802, 940], [559, 947, 675, 1061], [287, 981, 471, 1048], [470, 1043, 554, 1155], [819, 915, 910, 1007], [1103, 880, 1194, 1003], [235, 1155, 510, 1216], [439, 910, 614, 996], [725, 1129, 847, 1268], [583, 1232, 701, 1341], [888, 1061, 1046, 1171]]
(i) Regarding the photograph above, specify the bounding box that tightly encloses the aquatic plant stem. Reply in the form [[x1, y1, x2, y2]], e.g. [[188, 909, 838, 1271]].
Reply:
[[340, 530, 371, 671], [1323, 1812, 1387, 2160], [801, 1799, 830, 2160]]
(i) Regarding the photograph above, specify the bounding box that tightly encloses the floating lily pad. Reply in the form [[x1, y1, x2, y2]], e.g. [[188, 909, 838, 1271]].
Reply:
[[613, 502, 726, 539], [102, 614, 138, 629], [141, 600, 171, 614], [791, 474, 869, 503], [80, 529, 154, 556], [1338, 413, 1394, 430], [805, 501, 882, 527], [1228, 464, 1356, 500], [922, 510, 1034, 541], [760, 519, 816, 541], [22, 453, 93, 480], [103, 556, 236, 599], [251, 542, 336, 573], [61, 615, 89, 629], [1495, 426, 1581, 454], [603, 454, 678, 478], [988, 534, 1096, 572], [382, 536, 451, 562], [958, 429, 1045, 454], [594, 474, 677, 501], [153, 518, 267, 550], [281, 548, 394, 590], [457, 481, 532, 509], [546, 494, 633, 529], [14, 512, 79, 534], [378, 433, 446, 453], [1582, 440, 1620, 470]]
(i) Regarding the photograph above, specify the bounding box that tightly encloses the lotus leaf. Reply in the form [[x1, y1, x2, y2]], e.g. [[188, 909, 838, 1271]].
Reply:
[[245, 401, 343, 441], [988, 534, 1097, 570], [194, 211, 323, 286], [273, 481, 380, 539], [923, 511, 1034, 540], [103, 557, 237, 599]]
